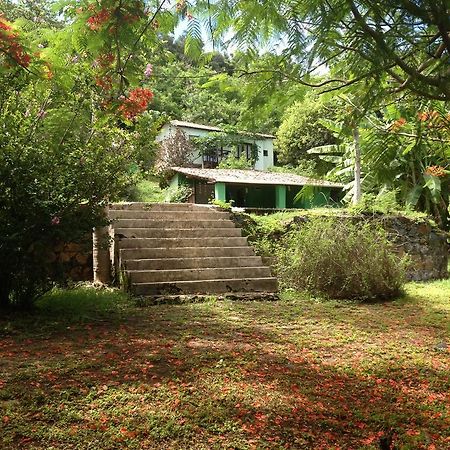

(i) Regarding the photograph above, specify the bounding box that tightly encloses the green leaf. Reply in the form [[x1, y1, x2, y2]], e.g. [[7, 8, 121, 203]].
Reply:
[[423, 174, 441, 203], [318, 118, 342, 134], [402, 141, 416, 155], [405, 185, 423, 207]]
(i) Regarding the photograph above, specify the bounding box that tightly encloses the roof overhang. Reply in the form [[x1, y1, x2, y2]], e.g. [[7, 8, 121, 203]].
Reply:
[[171, 167, 344, 189]]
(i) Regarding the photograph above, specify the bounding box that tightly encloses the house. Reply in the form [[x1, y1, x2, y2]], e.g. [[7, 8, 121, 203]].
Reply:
[[169, 167, 344, 209], [157, 120, 275, 170], [158, 120, 344, 209]]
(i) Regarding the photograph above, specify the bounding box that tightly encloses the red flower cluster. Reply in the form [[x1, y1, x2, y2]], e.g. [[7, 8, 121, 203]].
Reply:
[[95, 75, 112, 91], [87, 8, 111, 31], [0, 15, 31, 67], [122, 14, 140, 24], [96, 52, 115, 68], [424, 165, 447, 178], [418, 110, 439, 122], [390, 117, 406, 131], [118, 87, 153, 119]]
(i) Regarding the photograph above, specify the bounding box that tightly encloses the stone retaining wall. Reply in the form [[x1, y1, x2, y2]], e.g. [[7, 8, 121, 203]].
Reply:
[[46, 238, 93, 282], [379, 216, 448, 281], [233, 212, 449, 282]]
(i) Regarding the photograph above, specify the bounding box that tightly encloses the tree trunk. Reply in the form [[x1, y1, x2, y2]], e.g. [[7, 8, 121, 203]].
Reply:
[[352, 126, 362, 204]]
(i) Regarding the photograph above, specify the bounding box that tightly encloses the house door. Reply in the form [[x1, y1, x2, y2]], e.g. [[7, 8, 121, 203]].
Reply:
[[194, 181, 214, 204]]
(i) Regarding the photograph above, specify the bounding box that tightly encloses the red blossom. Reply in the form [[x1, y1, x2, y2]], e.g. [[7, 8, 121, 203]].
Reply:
[[87, 8, 111, 31], [424, 165, 447, 178], [417, 111, 429, 122], [96, 52, 115, 68], [95, 75, 113, 91], [118, 87, 153, 119], [0, 15, 31, 68], [389, 117, 406, 132]]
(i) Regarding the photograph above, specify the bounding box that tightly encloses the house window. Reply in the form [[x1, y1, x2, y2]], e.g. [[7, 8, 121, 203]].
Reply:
[[237, 143, 253, 160], [263, 149, 268, 157], [219, 147, 230, 159]]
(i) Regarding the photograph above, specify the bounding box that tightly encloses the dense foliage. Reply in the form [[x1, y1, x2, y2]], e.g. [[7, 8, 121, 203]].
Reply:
[[0, 1, 184, 307], [276, 95, 339, 174], [277, 219, 408, 300], [193, 0, 450, 102]]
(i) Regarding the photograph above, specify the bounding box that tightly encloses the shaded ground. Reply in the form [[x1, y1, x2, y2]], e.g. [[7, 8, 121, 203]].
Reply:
[[0, 281, 449, 449]]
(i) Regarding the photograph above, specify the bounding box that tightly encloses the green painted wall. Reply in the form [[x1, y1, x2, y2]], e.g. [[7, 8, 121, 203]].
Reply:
[[275, 185, 287, 209], [215, 182, 227, 201]]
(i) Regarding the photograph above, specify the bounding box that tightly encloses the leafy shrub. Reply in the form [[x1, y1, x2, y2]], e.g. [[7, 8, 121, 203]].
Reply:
[[125, 175, 166, 202], [165, 185, 193, 203], [350, 191, 401, 215], [0, 23, 135, 309], [218, 154, 253, 169], [276, 94, 340, 175], [276, 218, 408, 300], [210, 199, 234, 210]]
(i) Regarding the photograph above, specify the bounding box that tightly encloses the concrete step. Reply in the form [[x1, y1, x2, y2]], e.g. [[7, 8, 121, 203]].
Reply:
[[109, 210, 229, 220], [132, 277, 279, 295], [127, 267, 272, 283], [115, 227, 242, 239], [120, 246, 255, 260], [118, 237, 248, 249], [110, 202, 212, 211], [124, 256, 264, 270], [113, 219, 236, 229]]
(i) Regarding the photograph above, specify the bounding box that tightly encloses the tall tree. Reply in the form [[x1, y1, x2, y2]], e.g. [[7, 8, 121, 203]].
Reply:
[[191, 0, 450, 102]]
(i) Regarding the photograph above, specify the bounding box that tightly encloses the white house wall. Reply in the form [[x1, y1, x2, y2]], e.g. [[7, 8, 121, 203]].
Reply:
[[157, 124, 274, 170]]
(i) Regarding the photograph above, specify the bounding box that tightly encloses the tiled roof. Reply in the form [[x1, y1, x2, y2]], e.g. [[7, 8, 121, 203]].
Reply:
[[169, 120, 275, 139], [171, 167, 344, 188]]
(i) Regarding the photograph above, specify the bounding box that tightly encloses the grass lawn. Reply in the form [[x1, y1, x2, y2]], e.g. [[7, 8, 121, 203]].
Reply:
[[0, 281, 449, 449]]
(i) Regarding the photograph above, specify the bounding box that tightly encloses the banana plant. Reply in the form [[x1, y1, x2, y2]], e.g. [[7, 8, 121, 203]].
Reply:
[[304, 102, 450, 229]]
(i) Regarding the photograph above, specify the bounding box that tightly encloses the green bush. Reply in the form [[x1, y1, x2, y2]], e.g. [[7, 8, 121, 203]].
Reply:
[[165, 185, 193, 203], [349, 191, 401, 215], [0, 45, 134, 310], [218, 154, 253, 170], [125, 176, 166, 202], [276, 218, 408, 300], [276, 94, 340, 175]]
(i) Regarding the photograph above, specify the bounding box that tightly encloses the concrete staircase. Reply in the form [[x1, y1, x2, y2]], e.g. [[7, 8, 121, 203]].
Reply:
[[109, 203, 278, 296]]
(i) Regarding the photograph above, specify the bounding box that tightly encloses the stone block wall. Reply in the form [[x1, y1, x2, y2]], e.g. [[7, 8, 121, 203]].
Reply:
[[46, 238, 93, 282], [379, 216, 448, 281], [234, 212, 449, 282]]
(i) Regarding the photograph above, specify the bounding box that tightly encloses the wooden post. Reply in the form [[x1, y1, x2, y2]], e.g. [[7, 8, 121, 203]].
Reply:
[[93, 206, 111, 284]]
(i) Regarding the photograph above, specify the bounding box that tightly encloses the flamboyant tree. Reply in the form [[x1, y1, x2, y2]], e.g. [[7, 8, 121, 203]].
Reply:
[[0, 0, 188, 308], [189, 0, 450, 102]]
